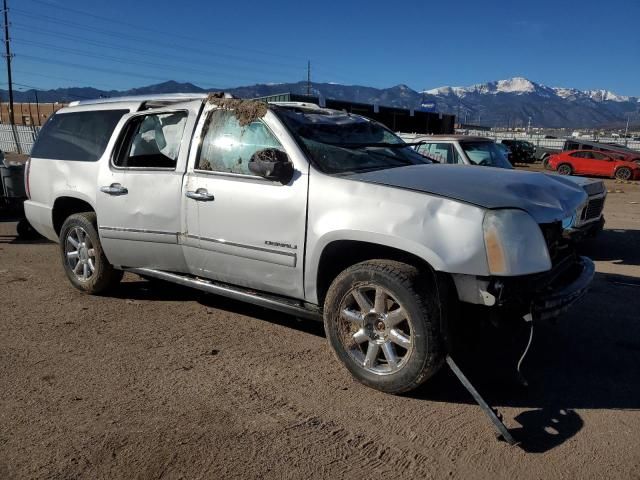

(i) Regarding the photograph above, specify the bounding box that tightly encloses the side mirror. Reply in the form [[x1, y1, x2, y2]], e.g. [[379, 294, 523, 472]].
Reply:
[[248, 148, 294, 184]]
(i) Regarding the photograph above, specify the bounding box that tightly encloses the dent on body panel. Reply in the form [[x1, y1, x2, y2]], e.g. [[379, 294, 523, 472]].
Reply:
[[128, 173, 179, 230]]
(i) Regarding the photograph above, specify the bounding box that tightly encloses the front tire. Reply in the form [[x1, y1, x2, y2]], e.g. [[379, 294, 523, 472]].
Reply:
[[59, 212, 123, 294], [323, 260, 444, 394]]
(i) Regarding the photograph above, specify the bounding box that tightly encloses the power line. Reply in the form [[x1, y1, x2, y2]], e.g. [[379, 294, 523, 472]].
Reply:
[[24, 0, 308, 63], [12, 38, 299, 84], [10, 23, 305, 75], [11, 8, 306, 72]]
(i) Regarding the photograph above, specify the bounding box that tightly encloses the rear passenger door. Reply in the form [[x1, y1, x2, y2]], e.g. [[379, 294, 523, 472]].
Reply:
[[96, 100, 202, 271]]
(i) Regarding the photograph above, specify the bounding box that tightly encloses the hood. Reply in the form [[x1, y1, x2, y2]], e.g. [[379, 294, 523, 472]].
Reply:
[[560, 175, 606, 196], [349, 164, 588, 224]]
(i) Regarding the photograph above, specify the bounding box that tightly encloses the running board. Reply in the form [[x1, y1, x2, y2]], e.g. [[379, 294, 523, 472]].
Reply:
[[126, 268, 322, 321]]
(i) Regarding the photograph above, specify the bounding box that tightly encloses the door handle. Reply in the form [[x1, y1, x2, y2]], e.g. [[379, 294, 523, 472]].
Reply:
[[185, 188, 215, 201], [100, 183, 128, 195]]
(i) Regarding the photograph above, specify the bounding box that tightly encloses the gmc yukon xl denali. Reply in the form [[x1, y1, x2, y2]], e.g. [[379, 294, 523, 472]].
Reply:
[[24, 94, 594, 394]]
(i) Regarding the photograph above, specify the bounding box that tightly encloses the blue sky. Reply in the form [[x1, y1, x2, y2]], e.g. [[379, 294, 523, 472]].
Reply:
[[7, 0, 640, 95]]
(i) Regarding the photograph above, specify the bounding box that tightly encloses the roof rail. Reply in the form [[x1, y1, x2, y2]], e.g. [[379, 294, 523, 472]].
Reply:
[[67, 92, 209, 107]]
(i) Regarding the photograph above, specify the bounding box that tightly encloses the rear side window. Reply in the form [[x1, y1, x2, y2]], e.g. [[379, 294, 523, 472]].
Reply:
[[31, 109, 129, 161]]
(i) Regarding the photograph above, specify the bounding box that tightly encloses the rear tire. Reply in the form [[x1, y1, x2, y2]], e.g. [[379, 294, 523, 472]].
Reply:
[[615, 167, 632, 181], [323, 260, 444, 394], [557, 163, 573, 175], [59, 212, 123, 294]]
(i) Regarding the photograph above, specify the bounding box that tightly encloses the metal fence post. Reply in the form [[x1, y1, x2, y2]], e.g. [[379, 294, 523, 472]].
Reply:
[[10, 123, 21, 154]]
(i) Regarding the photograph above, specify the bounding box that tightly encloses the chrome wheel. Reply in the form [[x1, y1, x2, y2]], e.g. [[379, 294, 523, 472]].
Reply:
[[337, 285, 413, 375], [65, 226, 96, 281]]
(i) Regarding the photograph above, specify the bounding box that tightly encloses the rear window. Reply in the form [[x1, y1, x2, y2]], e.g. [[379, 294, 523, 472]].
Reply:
[[30, 109, 129, 161]]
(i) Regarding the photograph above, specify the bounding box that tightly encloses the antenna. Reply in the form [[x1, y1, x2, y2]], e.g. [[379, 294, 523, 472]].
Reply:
[[307, 60, 311, 96]]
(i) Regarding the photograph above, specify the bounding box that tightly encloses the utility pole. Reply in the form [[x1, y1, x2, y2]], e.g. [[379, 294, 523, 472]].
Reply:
[[624, 115, 630, 146], [34, 89, 40, 125], [306, 60, 311, 96], [3, 0, 15, 125]]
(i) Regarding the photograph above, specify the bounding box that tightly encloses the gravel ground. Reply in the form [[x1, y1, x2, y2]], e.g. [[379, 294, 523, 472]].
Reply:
[[1, 173, 639, 479]]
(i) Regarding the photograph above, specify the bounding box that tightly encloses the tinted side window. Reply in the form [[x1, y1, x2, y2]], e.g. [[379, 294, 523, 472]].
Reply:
[[570, 152, 586, 158], [30, 109, 129, 161], [591, 152, 607, 160], [196, 109, 283, 175]]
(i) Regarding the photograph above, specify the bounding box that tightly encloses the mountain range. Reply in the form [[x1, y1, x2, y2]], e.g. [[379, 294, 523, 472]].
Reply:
[[2, 77, 638, 129]]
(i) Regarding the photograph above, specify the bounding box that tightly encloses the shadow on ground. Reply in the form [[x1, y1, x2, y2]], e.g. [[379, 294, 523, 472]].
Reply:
[[578, 229, 640, 267], [111, 267, 640, 453]]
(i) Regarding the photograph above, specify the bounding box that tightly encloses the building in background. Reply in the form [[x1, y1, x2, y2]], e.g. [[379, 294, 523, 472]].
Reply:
[[0, 102, 66, 126]]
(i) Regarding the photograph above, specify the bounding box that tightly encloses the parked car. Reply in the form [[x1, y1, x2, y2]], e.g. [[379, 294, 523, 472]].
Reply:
[[549, 150, 640, 181], [402, 134, 606, 239], [541, 139, 640, 168], [25, 95, 594, 394], [499, 139, 536, 164]]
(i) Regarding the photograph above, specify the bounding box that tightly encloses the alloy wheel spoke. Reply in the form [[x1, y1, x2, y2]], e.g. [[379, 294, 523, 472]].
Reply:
[[351, 289, 372, 312], [389, 328, 411, 348], [381, 342, 398, 369], [73, 260, 83, 274], [87, 259, 95, 273], [363, 342, 380, 368], [67, 236, 79, 248], [374, 288, 387, 314], [352, 328, 368, 344], [341, 308, 364, 327], [82, 263, 89, 279], [66, 250, 79, 260], [386, 307, 406, 327]]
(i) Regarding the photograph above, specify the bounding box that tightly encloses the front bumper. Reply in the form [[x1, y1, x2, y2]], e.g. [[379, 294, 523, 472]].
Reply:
[[531, 256, 594, 320], [469, 255, 596, 321]]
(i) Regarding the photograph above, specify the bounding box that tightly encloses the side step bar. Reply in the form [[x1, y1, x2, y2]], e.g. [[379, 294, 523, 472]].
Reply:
[[126, 268, 322, 321]]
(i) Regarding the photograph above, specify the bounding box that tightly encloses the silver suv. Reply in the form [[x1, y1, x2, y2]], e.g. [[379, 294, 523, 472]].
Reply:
[[24, 94, 594, 394]]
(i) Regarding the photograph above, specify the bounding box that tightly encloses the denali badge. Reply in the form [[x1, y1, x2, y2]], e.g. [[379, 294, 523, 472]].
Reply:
[[265, 240, 297, 250]]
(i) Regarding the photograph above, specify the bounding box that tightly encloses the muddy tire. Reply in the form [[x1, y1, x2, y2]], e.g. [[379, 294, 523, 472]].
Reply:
[[615, 167, 632, 181], [557, 163, 573, 175], [323, 260, 444, 394], [59, 212, 123, 294]]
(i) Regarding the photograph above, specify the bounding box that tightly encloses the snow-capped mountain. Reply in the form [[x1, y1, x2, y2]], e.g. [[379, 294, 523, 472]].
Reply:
[[420, 77, 639, 127], [3, 77, 638, 128]]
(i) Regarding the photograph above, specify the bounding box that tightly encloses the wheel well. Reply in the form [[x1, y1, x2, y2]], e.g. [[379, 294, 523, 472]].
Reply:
[[316, 240, 442, 306], [52, 197, 94, 236]]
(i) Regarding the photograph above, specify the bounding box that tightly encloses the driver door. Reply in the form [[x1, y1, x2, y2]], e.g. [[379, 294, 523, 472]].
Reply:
[[182, 106, 309, 299]]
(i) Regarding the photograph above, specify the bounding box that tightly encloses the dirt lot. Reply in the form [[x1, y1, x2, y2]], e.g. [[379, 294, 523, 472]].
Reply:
[[1, 173, 639, 479]]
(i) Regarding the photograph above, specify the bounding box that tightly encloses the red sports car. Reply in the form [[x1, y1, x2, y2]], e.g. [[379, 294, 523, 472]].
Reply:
[[548, 150, 640, 180]]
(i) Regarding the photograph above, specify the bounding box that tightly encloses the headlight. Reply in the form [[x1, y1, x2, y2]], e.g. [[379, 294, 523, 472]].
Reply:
[[483, 209, 551, 276]]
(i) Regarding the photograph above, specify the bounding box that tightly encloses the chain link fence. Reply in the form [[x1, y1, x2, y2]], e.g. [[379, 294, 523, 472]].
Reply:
[[0, 124, 41, 155]]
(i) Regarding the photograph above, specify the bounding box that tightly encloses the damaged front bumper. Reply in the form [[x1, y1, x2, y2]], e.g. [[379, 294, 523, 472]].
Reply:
[[452, 255, 595, 321]]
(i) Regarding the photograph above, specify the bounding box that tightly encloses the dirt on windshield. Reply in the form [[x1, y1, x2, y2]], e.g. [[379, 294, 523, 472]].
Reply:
[[206, 93, 268, 126]]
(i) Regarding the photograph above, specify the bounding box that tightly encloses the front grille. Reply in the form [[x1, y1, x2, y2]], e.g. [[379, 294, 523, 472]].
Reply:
[[582, 197, 605, 221]]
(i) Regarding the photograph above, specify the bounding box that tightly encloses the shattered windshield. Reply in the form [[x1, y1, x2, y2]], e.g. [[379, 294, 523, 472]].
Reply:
[[274, 107, 430, 173], [460, 141, 513, 169]]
